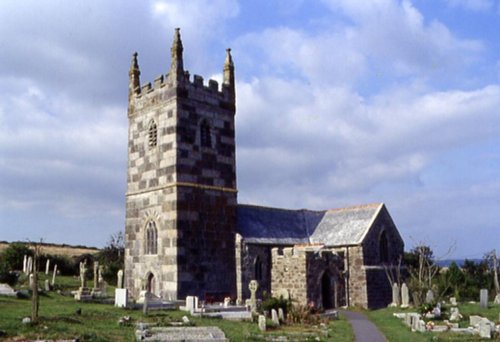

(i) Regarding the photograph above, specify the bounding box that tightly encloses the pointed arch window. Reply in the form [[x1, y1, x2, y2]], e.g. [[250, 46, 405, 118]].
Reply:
[[145, 220, 158, 255], [200, 120, 211, 148], [379, 231, 389, 263], [148, 120, 158, 148]]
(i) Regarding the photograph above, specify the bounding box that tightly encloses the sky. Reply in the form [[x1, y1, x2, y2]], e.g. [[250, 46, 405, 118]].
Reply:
[[1, 0, 499, 259]]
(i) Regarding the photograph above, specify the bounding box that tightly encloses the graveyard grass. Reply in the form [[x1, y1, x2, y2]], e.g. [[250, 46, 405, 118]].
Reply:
[[366, 304, 500, 342], [0, 274, 354, 341]]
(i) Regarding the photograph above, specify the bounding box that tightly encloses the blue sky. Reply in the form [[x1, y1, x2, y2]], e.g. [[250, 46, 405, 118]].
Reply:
[[1, 0, 499, 258]]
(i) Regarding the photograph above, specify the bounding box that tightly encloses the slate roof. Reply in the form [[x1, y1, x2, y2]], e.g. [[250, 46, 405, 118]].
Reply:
[[236, 203, 383, 247]]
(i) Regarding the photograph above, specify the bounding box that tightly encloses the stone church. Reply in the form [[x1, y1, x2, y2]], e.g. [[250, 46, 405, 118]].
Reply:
[[125, 29, 404, 309]]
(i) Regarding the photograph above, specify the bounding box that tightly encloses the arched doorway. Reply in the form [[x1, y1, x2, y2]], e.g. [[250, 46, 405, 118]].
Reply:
[[146, 272, 155, 295], [321, 272, 333, 309]]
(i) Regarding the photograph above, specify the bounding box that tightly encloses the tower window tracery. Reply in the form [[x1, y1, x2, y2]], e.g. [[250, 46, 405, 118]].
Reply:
[[145, 220, 158, 255], [148, 120, 158, 147]]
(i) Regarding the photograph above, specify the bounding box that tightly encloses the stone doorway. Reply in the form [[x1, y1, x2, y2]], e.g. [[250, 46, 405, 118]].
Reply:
[[321, 272, 333, 309]]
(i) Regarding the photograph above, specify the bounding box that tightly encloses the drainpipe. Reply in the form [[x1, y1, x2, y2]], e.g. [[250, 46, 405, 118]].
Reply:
[[345, 246, 350, 307]]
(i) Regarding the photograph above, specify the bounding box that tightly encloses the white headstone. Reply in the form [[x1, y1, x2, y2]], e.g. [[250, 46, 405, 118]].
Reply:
[[494, 294, 500, 304], [278, 307, 285, 322], [51, 264, 57, 286], [23, 255, 27, 273], [480, 289, 488, 308], [26, 256, 33, 275], [114, 288, 128, 307], [93, 261, 99, 289], [45, 259, 50, 275], [425, 289, 434, 303], [117, 269, 124, 289], [392, 283, 400, 306], [29, 274, 34, 289], [44, 279, 50, 291], [271, 309, 279, 326], [478, 320, 492, 339], [450, 297, 457, 306], [223, 296, 231, 308], [258, 315, 266, 331], [401, 283, 409, 308]]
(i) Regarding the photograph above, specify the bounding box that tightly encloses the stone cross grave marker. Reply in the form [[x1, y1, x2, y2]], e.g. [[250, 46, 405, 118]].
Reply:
[[401, 283, 409, 308], [248, 280, 259, 312]]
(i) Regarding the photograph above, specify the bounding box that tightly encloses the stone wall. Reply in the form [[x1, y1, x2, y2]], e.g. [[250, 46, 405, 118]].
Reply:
[[344, 246, 368, 308], [271, 246, 345, 308], [237, 241, 274, 301]]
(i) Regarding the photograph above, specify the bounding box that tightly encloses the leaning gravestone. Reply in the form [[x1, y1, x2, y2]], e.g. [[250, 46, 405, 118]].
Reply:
[[45, 259, 50, 275], [51, 264, 57, 286], [401, 283, 409, 308], [480, 289, 488, 308]]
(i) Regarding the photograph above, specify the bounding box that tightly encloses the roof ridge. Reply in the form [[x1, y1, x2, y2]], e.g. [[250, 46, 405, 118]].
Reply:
[[238, 203, 325, 214]]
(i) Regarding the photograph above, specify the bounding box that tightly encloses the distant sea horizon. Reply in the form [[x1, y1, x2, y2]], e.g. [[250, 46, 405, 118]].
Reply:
[[437, 259, 483, 267]]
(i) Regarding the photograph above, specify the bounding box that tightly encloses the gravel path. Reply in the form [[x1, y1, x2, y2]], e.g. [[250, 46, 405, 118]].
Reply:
[[342, 310, 387, 342]]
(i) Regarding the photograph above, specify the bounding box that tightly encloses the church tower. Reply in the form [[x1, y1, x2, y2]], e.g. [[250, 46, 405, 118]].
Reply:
[[125, 29, 237, 300]]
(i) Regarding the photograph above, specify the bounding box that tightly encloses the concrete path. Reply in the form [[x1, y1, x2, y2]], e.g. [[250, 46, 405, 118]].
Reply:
[[342, 310, 387, 342]]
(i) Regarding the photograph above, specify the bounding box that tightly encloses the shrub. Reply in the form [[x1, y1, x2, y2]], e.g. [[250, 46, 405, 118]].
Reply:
[[261, 296, 291, 316], [286, 303, 325, 325]]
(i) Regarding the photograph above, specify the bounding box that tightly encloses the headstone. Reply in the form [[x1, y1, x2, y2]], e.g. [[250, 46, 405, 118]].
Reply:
[[450, 297, 457, 306], [449, 307, 462, 321], [185, 296, 199, 314], [278, 307, 285, 322], [23, 255, 27, 273], [45, 259, 50, 275], [480, 289, 488, 308], [93, 261, 99, 289], [425, 289, 434, 303], [117, 269, 124, 289], [223, 296, 231, 308], [494, 294, 500, 304], [391, 283, 400, 306], [44, 279, 50, 291], [51, 264, 57, 286], [248, 280, 259, 312], [22, 317, 31, 325], [26, 256, 33, 275], [271, 309, 279, 326], [79, 260, 87, 288], [182, 316, 190, 324], [401, 283, 409, 308], [29, 274, 34, 289], [114, 288, 128, 308], [258, 314, 266, 331], [478, 320, 492, 339], [142, 294, 148, 315]]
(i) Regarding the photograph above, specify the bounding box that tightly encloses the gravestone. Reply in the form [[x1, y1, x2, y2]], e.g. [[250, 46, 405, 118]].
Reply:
[[29, 274, 34, 289], [117, 269, 124, 289], [93, 261, 99, 289], [45, 259, 50, 275], [401, 283, 409, 308], [271, 309, 279, 326], [480, 289, 488, 308], [114, 288, 128, 307], [494, 294, 500, 304], [248, 280, 259, 312], [51, 264, 57, 286], [278, 307, 285, 322], [79, 260, 87, 288], [23, 255, 27, 273], [450, 297, 457, 306], [44, 279, 50, 291], [258, 315, 266, 331], [185, 296, 199, 314], [425, 289, 434, 303], [391, 283, 400, 306], [26, 256, 32, 275], [478, 320, 492, 339], [449, 307, 462, 321]]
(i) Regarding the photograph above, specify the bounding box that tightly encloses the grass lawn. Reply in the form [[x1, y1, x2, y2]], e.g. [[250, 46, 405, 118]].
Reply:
[[365, 303, 500, 342], [0, 274, 354, 341]]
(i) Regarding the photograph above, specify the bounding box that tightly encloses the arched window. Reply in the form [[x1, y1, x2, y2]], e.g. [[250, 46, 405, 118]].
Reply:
[[148, 120, 158, 147], [254, 256, 262, 281], [145, 220, 158, 255], [379, 231, 389, 263], [200, 120, 211, 148]]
